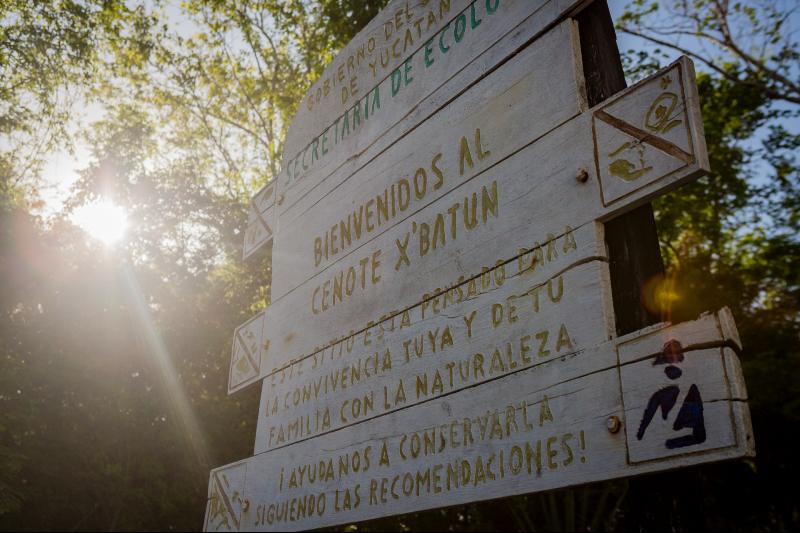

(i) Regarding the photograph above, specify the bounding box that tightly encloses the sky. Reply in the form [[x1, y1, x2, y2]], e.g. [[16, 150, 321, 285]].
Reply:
[[609, 0, 800, 191], [36, 0, 798, 218], [37, 1, 199, 218]]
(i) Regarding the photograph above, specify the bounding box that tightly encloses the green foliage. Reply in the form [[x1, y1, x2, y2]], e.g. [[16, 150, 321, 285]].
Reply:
[[0, 1, 380, 529], [0, 0, 138, 193], [0, 419, 25, 516], [655, 69, 768, 271], [617, 0, 800, 105], [319, 0, 389, 49], [0, 0, 798, 531], [617, 2, 800, 530]]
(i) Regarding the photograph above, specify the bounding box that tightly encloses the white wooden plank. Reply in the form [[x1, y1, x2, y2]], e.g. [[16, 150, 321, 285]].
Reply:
[[616, 312, 726, 365], [280, 0, 580, 195], [619, 345, 734, 463], [615, 308, 753, 463], [592, 56, 708, 209], [204, 309, 752, 531], [243, 182, 277, 260], [254, 257, 614, 454], [271, 20, 585, 301], [229, 57, 707, 394], [722, 347, 755, 456], [243, 0, 585, 260], [716, 306, 742, 350], [211, 0, 754, 527], [282, 0, 476, 159], [239, 219, 611, 390]]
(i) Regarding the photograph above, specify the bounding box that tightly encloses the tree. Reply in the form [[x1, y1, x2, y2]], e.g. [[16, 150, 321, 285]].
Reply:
[[0, 0, 136, 195], [617, 0, 799, 105], [1, 1, 388, 529], [615, 1, 800, 529], [1, 0, 798, 530]]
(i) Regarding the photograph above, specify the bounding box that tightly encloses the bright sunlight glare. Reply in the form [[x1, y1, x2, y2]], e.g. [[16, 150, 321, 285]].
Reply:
[[71, 198, 129, 246]]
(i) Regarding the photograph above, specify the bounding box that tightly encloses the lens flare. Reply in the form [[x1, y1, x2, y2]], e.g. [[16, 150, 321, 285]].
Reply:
[[71, 198, 128, 246], [120, 264, 210, 472], [642, 272, 680, 321]]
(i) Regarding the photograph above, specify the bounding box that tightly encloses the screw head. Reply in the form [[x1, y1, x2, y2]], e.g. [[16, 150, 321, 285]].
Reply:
[[576, 169, 590, 183], [241, 499, 250, 512], [606, 415, 622, 434]]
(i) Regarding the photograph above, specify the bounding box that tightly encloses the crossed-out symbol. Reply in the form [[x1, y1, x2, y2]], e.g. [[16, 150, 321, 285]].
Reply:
[[604, 75, 685, 183]]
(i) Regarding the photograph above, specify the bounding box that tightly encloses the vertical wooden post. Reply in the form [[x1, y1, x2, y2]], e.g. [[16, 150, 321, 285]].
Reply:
[[575, 0, 665, 336], [575, 3, 704, 531]]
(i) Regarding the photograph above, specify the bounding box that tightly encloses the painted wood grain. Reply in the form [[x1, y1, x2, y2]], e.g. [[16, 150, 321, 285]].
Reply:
[[280, 0, 577, 194], [229, 57, 707, 394], [271, 20, 585, 301], [282, 0, 476, 161], [208, 2, 755, 530], [242, 0, 585, 260], [205, 308, 752, 531], [254, 255, 614, 454], [204, 460, 248, 532]]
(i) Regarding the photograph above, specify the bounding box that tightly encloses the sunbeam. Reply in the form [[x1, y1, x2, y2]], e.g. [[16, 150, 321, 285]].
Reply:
[[119, 263, 211, 473]]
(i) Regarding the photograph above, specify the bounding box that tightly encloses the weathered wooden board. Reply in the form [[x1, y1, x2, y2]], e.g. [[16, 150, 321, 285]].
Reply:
[[254, 249, 613, 454], [205, 308, 753, 531], [229, 57, 707, 394], [212, 1, 754, 529], [243, 182, 276, 260], [281, 0, 583, 195], [205, 462, 247, 532], [243, 0, 586, 259], [282, 0, 477, 160], [231, 221, 601, 392], [271, 20, 586, 301]]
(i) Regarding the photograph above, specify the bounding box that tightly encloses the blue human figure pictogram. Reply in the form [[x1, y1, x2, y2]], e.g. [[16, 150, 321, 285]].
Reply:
[[636, 339, 706, 449]]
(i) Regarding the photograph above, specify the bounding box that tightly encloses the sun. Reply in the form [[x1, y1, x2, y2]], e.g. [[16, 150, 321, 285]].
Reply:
[[71, 198, 129, 246]]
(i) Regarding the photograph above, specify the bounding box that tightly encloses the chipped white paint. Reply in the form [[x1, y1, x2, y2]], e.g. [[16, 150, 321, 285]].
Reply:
[[592, 61, 707, 207], [270, 21, 586, 303], [229, 312, 266, 392], [618, 313, 742, 463], [243, 183, 277, 260]]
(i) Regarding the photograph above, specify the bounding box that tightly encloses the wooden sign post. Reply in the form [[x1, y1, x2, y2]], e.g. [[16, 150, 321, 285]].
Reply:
[[208, 1, 754, 531], [208, 309, 749, 532]]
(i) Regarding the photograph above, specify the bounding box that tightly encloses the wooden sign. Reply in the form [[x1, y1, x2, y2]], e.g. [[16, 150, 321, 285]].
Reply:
[[228, 55, 708, 394], [208, 1, 754, 530], [206, 309, 753, 531], [254, 228, 611, 453], [269, 20, 585, 302], [242, 0, 586, 259]]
